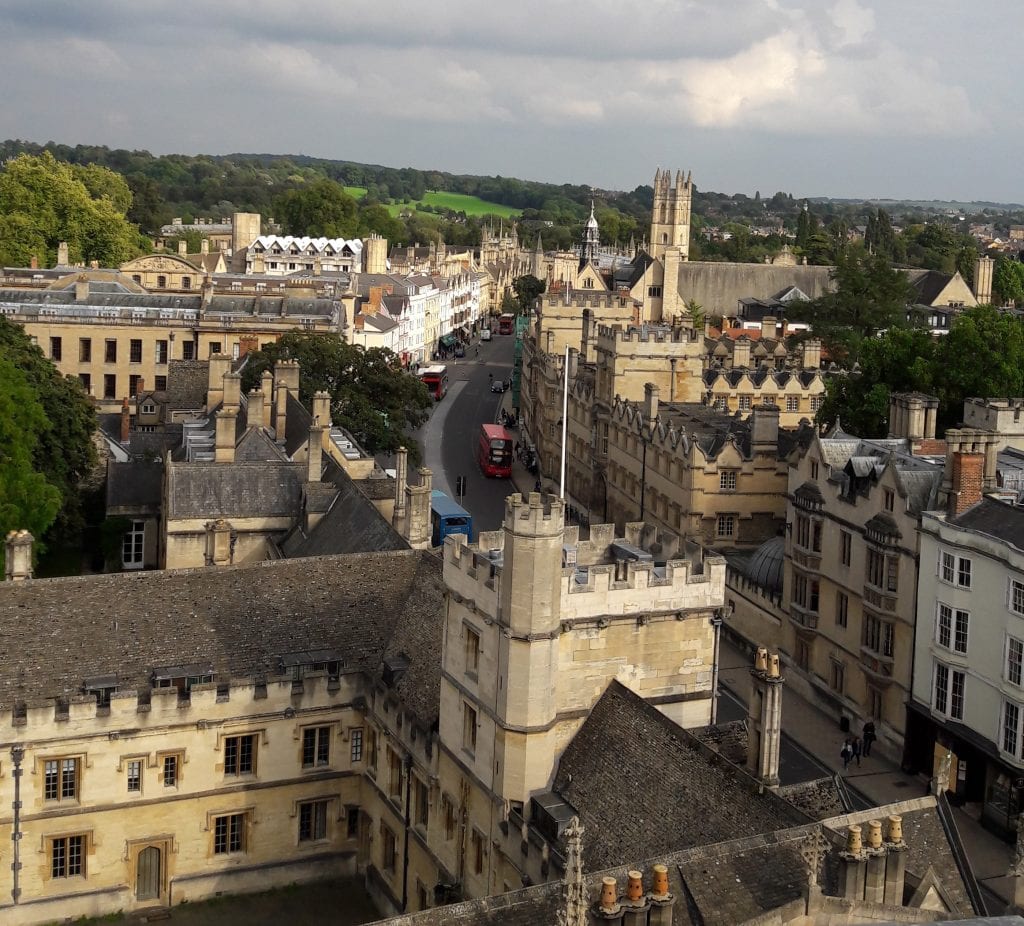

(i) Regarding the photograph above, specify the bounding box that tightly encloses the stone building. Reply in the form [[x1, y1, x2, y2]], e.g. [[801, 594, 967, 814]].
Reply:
[[0, 270, 345, 410]]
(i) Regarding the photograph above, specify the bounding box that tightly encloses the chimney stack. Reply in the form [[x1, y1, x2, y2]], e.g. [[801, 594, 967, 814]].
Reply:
[[260, 371, 274, 431], [747, 648, 784, 787], [883, 815, 907, 906], [643, 382, 660, 428], [201, 238, 210, 255], [206, 354, 232, 409], [120, 397, 131, 442], [801, 338, 822, 370], [863, 820, 886, 903], [248, 389, 266, 429], [404, 468, 433, 549], [839, 825, 868, 899], [974, 255, 994, 305], [222, 371, 241, 410], [75, 274, 89, 302], [56, 241, 69, 267], [4, 530, 34, 581], [215, 408, 237, 463], [393, 446, 409, 533], [307, 426, 325, 482], [621, 870, 651, 926], [949, 451, 985, 516], [311, 390, 332, 427], [750, 403, 780, 451], [732, 336, 751, 369], [647, 864, 675, 926], [761, 316, 778, 340], [178, 239, 188, 256]]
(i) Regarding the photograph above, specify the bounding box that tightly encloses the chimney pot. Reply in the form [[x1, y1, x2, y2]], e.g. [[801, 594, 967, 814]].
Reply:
[[886, 815, 903, 843], [599, 877, 619, 912], [768, 652, 781, 678], [754, 646, 768, 672], [846, 824, 863, 855], [866, 819, 883, 849], [651, 864, 669, 898], [627, 871, 643, 902]]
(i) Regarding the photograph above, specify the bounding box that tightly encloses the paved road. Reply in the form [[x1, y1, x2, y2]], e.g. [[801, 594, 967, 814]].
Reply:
[[415, 334, 518, 535]]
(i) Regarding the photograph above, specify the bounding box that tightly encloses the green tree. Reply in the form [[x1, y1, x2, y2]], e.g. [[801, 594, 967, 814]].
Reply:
[[274, 180, 359, 238], [0, 357, 62, 571], [511, 274, 545, 314], [815, 327, 938, 435], [0, 317, 97, 547], [357, 204, 405, 241], [240, 332, 431, 463], [0, 152, 145, 266], [993, 258, 1024, 306], [790, 247, 915, 359]]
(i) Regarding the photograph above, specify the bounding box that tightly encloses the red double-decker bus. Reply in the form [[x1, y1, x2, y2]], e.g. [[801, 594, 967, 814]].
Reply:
[[418, 365, 448, 401], [478, 423, 513, 477], [497, 313, 515, 335]]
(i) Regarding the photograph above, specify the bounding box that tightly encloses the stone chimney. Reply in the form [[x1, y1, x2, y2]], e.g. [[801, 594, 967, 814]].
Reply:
[[120, 397, 131, 442], [643, 383, 659, 428], [222, 371, 241, 410], [883, 815, 907, 906], [800, 338, 821, 370], [732, 336, 751, 369], [974, 255, 994, 305], [4, 530, 34, 581], [948, 451, 984, 516], [838, 825, 868, 900], [178, 239, 188, 256], [647, 864, 675, 926], [760, 316, 778, 340], [311, 390, 332, 427], [888, 392, 938, 441], [56, 241, 69, 267], [863, 819, 886, 903], [307, 426, 325, 482], [201, 275, 214, 308], [206, 354, 232, 409], [75, 274, 90, 302], [566, 347, 579, 384], [746, 647, 783, 787], [274, 359, 301, 396], [580, 308, 596, 362], [260, 371, 274, 431], [750, 403, 780, 453], [201, 238, 210, 255], [404, 468, 433, 549], [215, 408, 237, 463], [248, 389, 267, 429], [392, 446, 409, 533]]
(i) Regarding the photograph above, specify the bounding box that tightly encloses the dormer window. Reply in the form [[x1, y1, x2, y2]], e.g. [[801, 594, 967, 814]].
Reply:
[[141, 402, 156, 415]]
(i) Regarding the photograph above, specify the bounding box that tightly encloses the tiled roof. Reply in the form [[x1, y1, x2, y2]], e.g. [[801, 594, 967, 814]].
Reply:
[[552, 681, 807, 872], [165, 461, 302, 519], [952, 497, 1024, 550], [0, 549, 444, 704], [106, 461, 163, 512]]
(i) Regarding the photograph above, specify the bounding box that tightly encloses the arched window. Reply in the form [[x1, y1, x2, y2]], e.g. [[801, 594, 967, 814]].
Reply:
[[181, 276, 191, 289], [156, 275, 167, 288]]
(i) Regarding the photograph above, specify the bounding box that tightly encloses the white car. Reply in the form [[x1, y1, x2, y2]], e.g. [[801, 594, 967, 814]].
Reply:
[[481, 328, 492, 341]]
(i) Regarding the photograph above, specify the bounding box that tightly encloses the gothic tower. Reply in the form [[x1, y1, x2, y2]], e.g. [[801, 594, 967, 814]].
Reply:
[[581, 201, 600, 266], [649, 168, 692, 262]]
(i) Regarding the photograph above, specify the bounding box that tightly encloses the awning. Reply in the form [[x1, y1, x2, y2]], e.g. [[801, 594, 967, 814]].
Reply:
[[439, 335, 456, 348]]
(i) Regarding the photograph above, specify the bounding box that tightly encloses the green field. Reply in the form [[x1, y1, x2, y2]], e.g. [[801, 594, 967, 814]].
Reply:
[[344, 186, 519, 219]]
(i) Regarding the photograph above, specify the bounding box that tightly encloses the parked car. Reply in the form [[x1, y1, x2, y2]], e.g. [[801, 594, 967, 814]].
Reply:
[[490, 379, 505, 393], [454, 344, 466, 358], [480, 328, 492, 341]]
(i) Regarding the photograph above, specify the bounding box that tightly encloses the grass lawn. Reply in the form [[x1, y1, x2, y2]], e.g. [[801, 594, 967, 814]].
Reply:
[[344, 186, 519, 219]]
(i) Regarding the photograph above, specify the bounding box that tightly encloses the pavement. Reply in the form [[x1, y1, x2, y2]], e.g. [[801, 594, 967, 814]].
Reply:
[[497, 411, 1015, 912]]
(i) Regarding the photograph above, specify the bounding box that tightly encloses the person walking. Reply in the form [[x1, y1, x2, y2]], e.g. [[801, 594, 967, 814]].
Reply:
[[862, 721, 876, 757], [840, 738, 853, 771], [851, 735, 862, 767]]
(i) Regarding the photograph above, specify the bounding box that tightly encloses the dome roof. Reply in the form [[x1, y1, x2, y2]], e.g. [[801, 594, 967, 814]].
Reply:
[[745, 534, 785, 593]]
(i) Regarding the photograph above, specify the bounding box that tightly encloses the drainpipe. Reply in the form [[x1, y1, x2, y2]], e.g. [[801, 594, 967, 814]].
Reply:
[[709, 608, 727, 726], [11, 745, 23, 903], [640, 435, 649, 521], [401, 752, 413, 911]]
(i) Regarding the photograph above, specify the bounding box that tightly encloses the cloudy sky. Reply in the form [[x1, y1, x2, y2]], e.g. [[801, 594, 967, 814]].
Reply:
[[1, 0, 1019, 202]]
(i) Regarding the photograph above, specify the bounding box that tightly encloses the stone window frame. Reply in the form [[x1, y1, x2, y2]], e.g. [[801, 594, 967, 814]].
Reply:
[[45, 830, 92, 881], [464, 622, 481, 679], [157, 750, 184, 788], [215, 729, 266, 777], [38, 753, 84, 805], [298, 723, 334, 771], [208, 808, 253, 856]]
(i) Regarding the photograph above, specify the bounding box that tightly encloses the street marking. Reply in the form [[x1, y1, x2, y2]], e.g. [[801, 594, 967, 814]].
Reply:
[[421, 382, 468, 498]]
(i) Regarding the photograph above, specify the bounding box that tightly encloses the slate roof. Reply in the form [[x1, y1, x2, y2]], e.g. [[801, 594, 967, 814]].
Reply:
[[0, 549, 444, 705], [907, 269, 956, 305], [952, 497, 1024, 550], [106, 461, 163, 513], [164, 360, 209, 411], [165, 461, 303, 519], [552, 681, 807, 872], [281, 463, 407, 560]]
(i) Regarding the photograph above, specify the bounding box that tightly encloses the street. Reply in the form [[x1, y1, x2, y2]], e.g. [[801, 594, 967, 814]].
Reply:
[[415, 332, 519, 534]]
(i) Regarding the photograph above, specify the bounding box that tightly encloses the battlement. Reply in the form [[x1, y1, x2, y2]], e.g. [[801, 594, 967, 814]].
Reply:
[[504, 491, 564, 533], [597, 322, 700, 347], [1, 671, 362, 734]]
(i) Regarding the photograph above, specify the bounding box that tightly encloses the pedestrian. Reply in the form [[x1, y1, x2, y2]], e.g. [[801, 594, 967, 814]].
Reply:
[[534, 479, 542, 494], [862, 721, 876, 757], [840, 738, 852, 771], [851, 735, 862, 767]]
